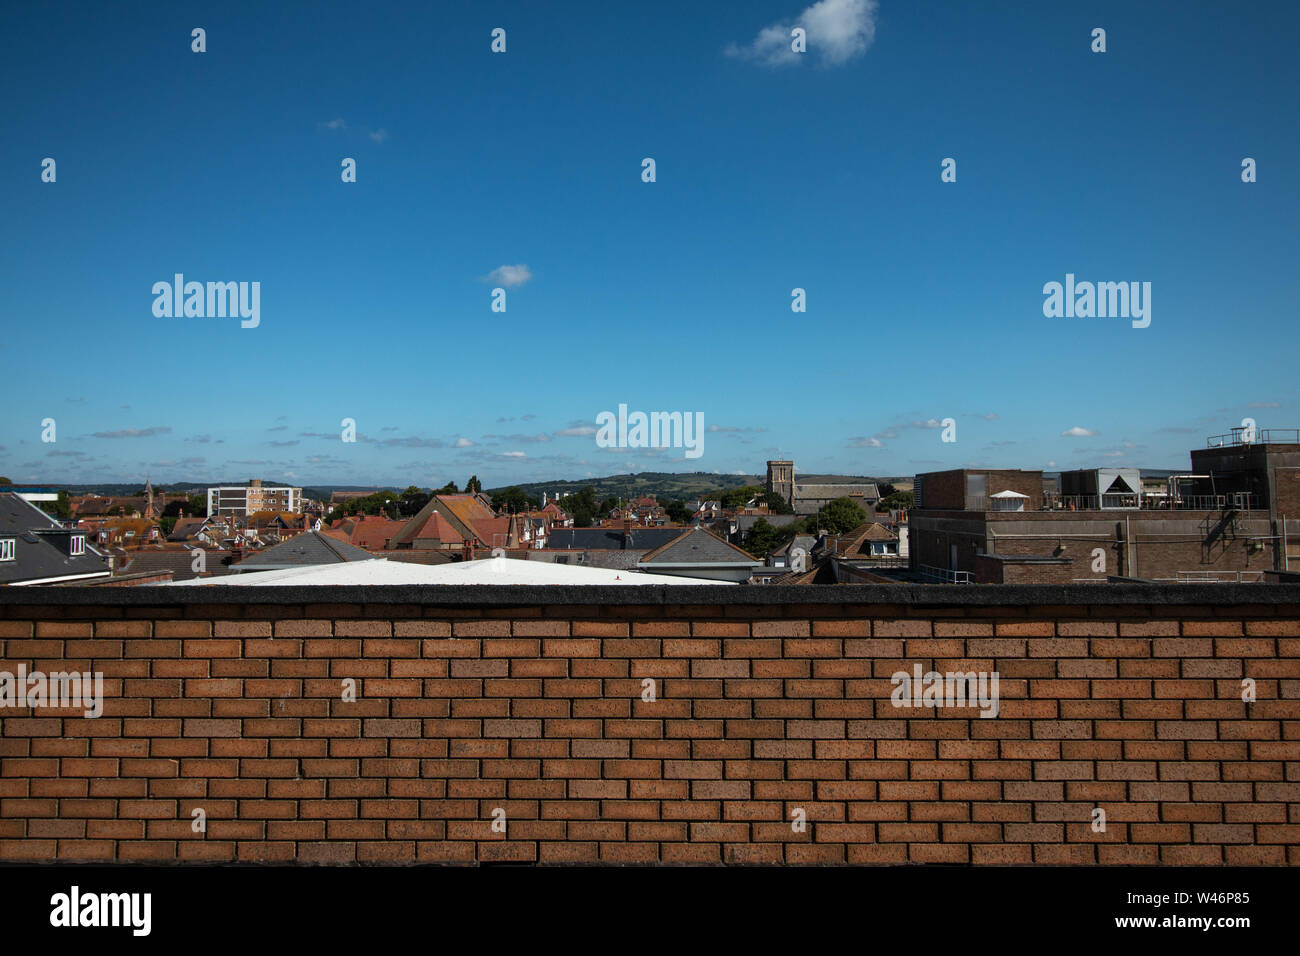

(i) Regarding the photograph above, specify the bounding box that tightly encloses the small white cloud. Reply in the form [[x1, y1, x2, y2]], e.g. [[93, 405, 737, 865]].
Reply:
[[369, 128, 389, 144], [984, 412, 998, 421], [849, 436, 883, 448], [482, 264, 533, 288], [727, 0, 877, 68], [324, 118, 347, 130], [1061, 426, 1098, 438], [556, 425, 596, 437], [455, 437, 476, 448]]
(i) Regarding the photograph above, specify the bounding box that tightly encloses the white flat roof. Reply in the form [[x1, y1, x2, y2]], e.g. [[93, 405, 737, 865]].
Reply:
[[164, 555, 731, 586]]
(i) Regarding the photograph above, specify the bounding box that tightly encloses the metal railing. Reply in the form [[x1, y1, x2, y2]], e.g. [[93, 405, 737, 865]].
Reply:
[[919, 564, 973, 584], [1172, 570, 1266, 583], [1207, 427, 1299, 447], [842, 554, 907, 568], [952, 493, 1259, 512]]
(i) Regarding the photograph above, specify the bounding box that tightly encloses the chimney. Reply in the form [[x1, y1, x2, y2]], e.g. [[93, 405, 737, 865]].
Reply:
[[622, 516, 633, 547]]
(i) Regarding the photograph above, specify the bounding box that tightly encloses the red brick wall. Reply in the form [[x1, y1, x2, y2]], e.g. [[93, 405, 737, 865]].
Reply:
[[1, 602, 1298, 865]]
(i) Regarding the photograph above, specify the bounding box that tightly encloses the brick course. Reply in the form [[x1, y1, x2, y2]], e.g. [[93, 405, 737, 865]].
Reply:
[[1, 590, 1298, 865]]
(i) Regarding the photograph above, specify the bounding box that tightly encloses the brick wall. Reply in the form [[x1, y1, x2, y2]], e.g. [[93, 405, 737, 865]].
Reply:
[[1, 585, 1298, 865]]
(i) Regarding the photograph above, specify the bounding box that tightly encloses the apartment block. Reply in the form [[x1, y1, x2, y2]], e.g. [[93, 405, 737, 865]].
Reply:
[[206, 478, 302, 517]]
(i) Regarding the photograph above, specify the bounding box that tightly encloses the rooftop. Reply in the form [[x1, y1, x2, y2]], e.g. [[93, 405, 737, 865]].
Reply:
[[167, 554, 727, 586]]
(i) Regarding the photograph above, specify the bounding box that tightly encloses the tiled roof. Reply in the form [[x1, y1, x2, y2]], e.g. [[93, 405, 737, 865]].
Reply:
[[411, 512, 464, 545], [348, 516, 407, 549]]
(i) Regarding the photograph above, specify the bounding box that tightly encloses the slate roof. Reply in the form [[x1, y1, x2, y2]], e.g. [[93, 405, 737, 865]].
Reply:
[[232, 531, 377, 571], [794, 482, 879, 500], [0, 493, 112, 585], [117, 549, 236, 581], [639, 528, 761, 566], [546, 528, 686, 551]]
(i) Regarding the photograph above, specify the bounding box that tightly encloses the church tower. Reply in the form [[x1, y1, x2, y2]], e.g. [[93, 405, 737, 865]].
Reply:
[[766, 460, 794, 507]]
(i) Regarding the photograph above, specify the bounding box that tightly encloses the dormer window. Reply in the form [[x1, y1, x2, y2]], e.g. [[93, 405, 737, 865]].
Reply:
[[70, 534, 86, 556], [0, 539, 14, 561]]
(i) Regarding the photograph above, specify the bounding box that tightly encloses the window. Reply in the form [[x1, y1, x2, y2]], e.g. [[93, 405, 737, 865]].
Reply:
[[0, 539, 14, 561], [70, 534, 86, 556]]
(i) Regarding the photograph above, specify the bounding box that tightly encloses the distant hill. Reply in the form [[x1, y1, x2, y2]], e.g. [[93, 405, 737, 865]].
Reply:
[[485, 472, 763, 502]]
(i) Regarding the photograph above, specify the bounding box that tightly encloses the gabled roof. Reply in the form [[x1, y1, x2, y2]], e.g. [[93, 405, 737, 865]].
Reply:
[[411, 512, 464, 544], [233, 531, 377, 571], [639, 528, 761, 566], [831, 522, 898, 558], [167, 517, 210, 542]]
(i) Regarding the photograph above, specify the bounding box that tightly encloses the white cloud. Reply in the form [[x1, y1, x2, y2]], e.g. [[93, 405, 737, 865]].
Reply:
[[556, 425, 596, 437], [369, 128, 389, 144], [324, 118, 346, 130], [455, 437, 476, 448], [849, 436, 883, 448], [482, 264, 533, 288], [1061, 426, 1098, 438], [727, 0, 877, 67]]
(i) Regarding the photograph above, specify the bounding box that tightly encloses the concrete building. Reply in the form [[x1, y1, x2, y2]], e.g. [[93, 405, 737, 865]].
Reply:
[[207, 479, 301, 517]]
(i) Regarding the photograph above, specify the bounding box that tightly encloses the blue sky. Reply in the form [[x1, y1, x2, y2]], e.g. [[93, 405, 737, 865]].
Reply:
[[2, 0, 1297, 489]]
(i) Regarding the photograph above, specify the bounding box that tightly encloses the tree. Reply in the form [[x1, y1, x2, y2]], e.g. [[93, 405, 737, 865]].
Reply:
[[598, 497, 619, 517], [811, 497, 867, 534], [719, 485, 765, 510], [491, 487, 535, 514], [0, 477, 11, 485], [465, 475, 482, 494], [399, 486, 430, 516], [764, 492, 794, 514], [559, 486, 598, 526], [437, 480, 459, 495], [661, 499, 693, 524], [744, 518, 780, 558], [162, 494, 206, 519], [877, 490, 913, 512]]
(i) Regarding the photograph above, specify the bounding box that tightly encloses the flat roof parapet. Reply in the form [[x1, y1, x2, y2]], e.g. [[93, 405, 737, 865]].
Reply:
[[3, 582, 1300, 609]]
